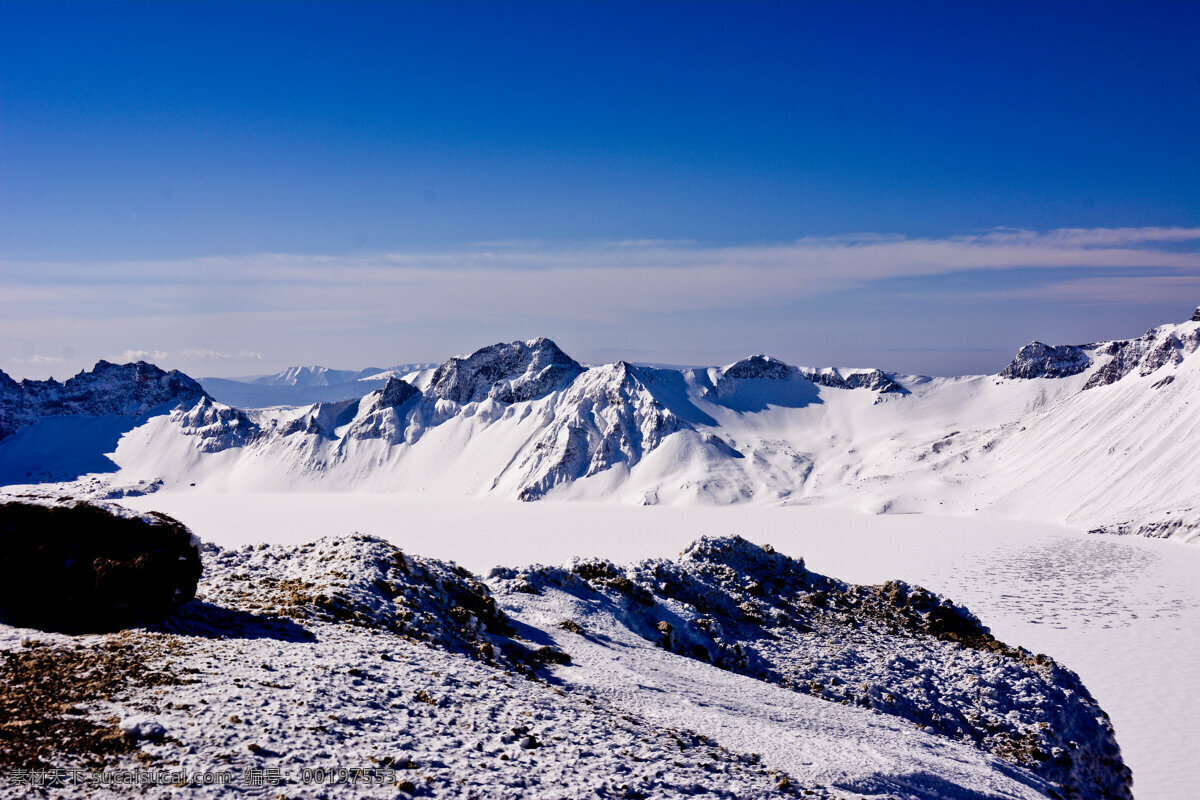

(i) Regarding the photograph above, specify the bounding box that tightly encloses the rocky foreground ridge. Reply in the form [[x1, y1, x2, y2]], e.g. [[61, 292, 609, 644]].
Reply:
[[0, 502, 1130, 800]]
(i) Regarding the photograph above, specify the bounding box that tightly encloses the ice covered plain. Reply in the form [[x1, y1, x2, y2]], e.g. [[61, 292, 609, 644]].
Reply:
[[2, 308, 1200, 798]]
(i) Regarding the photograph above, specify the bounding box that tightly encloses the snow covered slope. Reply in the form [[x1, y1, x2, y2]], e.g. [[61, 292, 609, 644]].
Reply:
[[0, 361, 205, 484], [4, 308, 1200, 541], [0, 530, 1132, 799]]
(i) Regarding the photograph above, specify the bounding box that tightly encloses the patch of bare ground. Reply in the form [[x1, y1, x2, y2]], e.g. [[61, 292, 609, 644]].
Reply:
[[0, 635, 186, 772]]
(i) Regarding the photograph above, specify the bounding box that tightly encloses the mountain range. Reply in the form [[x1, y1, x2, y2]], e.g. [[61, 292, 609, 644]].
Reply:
[[2, 307, 1198, 543]]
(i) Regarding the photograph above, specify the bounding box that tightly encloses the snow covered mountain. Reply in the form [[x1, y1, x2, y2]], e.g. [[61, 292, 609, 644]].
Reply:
[[251, 365, 388, 387], [3, 307, 1200, 542]]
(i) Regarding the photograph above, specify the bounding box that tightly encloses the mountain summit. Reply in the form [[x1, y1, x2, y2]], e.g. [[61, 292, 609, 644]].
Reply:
[[429, 337, 583, 405]]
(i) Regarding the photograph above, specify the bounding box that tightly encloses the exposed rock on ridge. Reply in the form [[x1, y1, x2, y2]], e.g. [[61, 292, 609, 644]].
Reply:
[[720, 355, 904, 393], [800, 366, 905, 393], [202, 533, 521, 663], [172, 397, 260, 453], [494, 535, 1132, 800], [346, 377, 422, 444], [1083, 327, 1200, 389], [430, 338, 583, 405], [1000, 342, 1091, 379], [722, 355, 795, 380], [0, 361, 207, 442]]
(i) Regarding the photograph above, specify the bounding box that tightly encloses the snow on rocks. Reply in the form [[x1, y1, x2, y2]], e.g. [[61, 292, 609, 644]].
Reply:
[[493, 535, 1132, 800], [8, 308, 1200, 543], [429, 338, 583, 405], [0, 530, 1135, 799], [511, 362, 681, 500], [718, 355, 904, 394], [198, 533, 522, 664], [1000, 343, 1091, 379], [345, 378, 421, 444], [722, 355, 796, 381], [1082, 326, 1200, 389], [117, 717, 167, 742], [0, 361, 206, 442], [173, 397, 261, 453], [798, 366, 905, 394], [0, 534, 826, 800]]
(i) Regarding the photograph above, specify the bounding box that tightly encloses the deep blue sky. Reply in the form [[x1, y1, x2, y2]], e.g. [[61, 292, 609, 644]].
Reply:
[[1, 1, 1199, 378], [3, 0, 1197, 259]]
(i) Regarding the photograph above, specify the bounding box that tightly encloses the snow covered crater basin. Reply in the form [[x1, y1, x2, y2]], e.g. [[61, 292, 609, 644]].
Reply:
[[112, 493, 1200, 800]]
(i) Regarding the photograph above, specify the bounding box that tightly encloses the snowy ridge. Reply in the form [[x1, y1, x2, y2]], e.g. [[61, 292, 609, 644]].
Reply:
[[493, 535, 1130, 800], [0, 531, 1130, 799], [4, 308, 1200, 541], [0, 361, 205, 440]]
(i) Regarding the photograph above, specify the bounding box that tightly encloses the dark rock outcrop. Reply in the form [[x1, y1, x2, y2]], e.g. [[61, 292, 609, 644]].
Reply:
[[801, 367, 906, 394], [430, 338, 583, 405], [28, 361, 205, 416], [0, 502, 201, 632], [723, 355, 796, 380], [377, 376, 420, 409], [1191, 306, 1200, 323], [1000, 342, 1091, 379]]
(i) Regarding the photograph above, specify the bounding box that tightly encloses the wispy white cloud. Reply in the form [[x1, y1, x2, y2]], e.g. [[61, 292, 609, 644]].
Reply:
[[997, 275, 1200, 306], [4, 226, 1199, 294], [1, 226, 1197, 378], [121, 349, 170, 361]]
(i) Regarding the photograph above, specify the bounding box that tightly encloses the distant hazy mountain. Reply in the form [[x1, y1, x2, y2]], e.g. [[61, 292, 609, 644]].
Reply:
[[199, 363, 435, 408]]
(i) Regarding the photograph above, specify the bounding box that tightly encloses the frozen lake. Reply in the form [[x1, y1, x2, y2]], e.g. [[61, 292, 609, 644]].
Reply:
[[121, 492, 1200, 800]]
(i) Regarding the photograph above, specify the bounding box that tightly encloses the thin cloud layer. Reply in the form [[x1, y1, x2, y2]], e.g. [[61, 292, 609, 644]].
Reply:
[[2, 226, 1198, 379]]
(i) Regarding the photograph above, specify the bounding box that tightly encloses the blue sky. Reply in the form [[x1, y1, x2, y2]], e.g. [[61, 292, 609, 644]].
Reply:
[[2, 1, 1198, 378]]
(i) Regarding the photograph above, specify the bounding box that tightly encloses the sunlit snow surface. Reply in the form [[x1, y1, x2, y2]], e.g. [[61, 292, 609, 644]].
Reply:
[[118, 494, 1200, 800]]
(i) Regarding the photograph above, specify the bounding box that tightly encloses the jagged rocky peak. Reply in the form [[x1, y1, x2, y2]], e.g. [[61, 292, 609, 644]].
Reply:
[[800, 366, 905, 394], [173, 396, 260, 453], [722, 355, 796, 380], [429, 337, 583, 405], [1192, 305, 1200, 323], [375, 375, 420, 409], [511, 359, 679, 501], [346, 377, 423, 444], [1000, 342, 1091, 380], [48, 360, 207, 411], [0, 361, 208, 443], [1083, 325, 1199, 390]]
